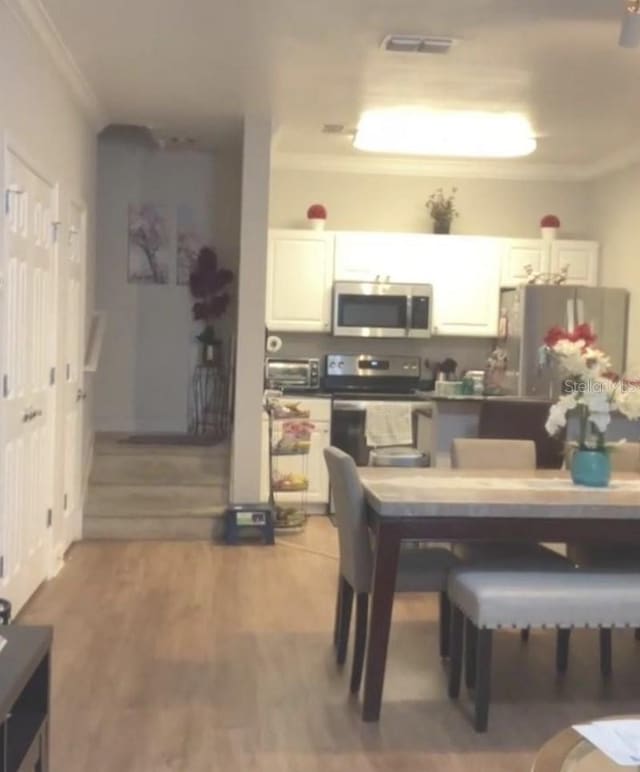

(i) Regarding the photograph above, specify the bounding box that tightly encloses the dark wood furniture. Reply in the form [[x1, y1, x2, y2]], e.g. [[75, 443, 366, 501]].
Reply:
[[358, 467, 640, 722], [478, 399, 566, 468], [0, 626, 52, 772]]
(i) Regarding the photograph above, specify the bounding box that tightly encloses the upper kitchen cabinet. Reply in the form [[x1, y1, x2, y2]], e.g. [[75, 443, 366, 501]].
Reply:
[[500, 239, 599, 287], [500, 239, 547, 286], [266, 230, 334, 332], [334, 233, 437, 284], [549, 241, 599, 286], [431, 237, 502, 337]]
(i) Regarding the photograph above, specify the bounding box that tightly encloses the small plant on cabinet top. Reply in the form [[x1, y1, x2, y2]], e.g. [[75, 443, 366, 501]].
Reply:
[[188, 246, 234, 363], [426, 187, 458, 234]]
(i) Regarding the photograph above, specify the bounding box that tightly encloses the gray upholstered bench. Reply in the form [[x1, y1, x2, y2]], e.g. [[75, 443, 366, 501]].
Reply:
[[447, 569, 640, 732]]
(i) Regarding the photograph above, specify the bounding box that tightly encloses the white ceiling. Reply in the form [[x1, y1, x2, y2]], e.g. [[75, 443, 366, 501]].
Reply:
[[40, 0, 640, 172]]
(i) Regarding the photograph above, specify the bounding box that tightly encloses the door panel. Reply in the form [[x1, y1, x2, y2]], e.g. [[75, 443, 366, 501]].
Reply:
[[58, 201, 86, 556], [520, 285, 576, 399], [0, 148, 55, 612], [577, 287, 629, 375]]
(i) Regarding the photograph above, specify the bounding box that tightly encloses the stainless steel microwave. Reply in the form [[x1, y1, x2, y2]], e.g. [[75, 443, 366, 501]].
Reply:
[[333, 281, 433, 338]]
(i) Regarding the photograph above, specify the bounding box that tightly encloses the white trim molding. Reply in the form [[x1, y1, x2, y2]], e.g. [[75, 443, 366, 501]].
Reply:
[[272, 144, 640, 183], [5, 0, 107, 129], [583, 140, 640, 180], [271, 151, 589, 182]]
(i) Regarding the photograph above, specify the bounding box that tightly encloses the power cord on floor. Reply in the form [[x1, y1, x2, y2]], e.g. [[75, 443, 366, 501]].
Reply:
[[274, 538, 338, 561]]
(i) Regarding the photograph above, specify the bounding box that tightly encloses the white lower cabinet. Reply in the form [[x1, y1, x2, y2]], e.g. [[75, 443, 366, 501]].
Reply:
[[432, 237, 502, 337]]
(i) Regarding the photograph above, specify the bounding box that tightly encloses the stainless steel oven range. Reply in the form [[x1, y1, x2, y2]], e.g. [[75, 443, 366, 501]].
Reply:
[[325, 353, 425, 466]]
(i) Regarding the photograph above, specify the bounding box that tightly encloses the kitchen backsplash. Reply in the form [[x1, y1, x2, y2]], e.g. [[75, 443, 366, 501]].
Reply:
[[273, 333, 493, 378]]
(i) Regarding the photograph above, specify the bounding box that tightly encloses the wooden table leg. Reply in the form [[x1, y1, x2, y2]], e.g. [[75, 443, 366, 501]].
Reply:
[[362, 521, 401, 722]]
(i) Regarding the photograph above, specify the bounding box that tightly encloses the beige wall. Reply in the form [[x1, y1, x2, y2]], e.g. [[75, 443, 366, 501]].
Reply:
[[94, 135, 241, 433], [269, 168, 592, 239], [590, 161, 640, 371], [231, 116, 272, 503]]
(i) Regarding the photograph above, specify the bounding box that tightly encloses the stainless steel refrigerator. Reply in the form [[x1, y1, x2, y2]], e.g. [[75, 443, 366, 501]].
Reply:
[[500, 285, 629, 398]]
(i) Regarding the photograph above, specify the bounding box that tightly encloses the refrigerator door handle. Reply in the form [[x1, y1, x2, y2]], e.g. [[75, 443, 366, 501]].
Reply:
[[566, 299, 576, 332], [576, 298, 586, 326]]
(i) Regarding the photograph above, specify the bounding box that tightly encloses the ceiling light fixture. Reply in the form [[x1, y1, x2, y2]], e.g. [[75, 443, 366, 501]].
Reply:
[[619, 0, 640, 47], [353, 109, 537, 158]]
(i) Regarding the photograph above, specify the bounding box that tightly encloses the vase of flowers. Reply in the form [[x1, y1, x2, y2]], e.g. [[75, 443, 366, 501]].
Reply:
[[189, 246, 234, 366], [426, 187, 458, 234], [542, 323, 640, 486]]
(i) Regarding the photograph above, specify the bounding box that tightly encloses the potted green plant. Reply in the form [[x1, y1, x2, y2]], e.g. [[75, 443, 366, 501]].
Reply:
[[426, 187, 458, 234], [188, 246, 234, 365]]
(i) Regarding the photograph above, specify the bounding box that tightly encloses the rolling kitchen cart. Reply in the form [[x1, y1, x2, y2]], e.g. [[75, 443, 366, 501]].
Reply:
[[265, 396, 314, 533]]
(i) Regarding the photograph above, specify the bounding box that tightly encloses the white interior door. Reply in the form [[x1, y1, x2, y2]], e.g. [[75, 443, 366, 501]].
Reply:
[[60, 202, 86, 554], [0, 147, 55, 612]]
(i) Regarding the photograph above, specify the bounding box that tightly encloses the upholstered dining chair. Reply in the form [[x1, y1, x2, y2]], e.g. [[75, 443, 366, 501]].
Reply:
[[450, 439, 570, 569], [323, 446, 460, 694], [450, 438, 573, 670]]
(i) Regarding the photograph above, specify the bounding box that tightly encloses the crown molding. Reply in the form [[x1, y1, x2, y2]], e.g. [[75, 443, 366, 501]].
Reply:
[[581, 141, 640, 180], [271, 151, 590, 183], [5, 0, 107, 129]]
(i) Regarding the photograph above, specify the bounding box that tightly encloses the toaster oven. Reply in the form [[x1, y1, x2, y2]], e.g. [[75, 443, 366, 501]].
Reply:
[[264, 358, 321, 391]]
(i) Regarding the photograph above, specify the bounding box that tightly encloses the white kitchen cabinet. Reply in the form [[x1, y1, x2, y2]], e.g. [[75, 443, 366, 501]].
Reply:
[[501, 239, 599, 287], [550, 241, 599, 286], [266, 230, 334, 332], [500, 239, 547, 286], [431, 237, 502, 337], [334, 232, 437, 284]]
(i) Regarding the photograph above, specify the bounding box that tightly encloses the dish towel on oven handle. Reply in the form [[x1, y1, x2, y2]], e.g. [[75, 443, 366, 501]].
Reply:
[[365, 403, 413, 448]]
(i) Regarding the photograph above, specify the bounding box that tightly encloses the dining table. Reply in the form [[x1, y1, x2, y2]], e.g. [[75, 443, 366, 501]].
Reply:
[[358, 466, 640, 722]]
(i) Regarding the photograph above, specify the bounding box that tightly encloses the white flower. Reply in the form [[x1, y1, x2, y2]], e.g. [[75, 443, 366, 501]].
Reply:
[[589, 410, 611, 433], [545, 393, 577, 436], [616, 386, 640, 420], [583, 347, 613, 376], [551, 340, 590, 376]]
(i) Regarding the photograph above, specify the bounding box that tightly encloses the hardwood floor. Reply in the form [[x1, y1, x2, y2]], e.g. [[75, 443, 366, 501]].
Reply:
[[17, 518, 640, 771]]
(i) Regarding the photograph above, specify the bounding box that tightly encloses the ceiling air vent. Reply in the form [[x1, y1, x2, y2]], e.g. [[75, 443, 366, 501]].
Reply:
[[322, 124, 346, 134], [381, 34, 457, 55]]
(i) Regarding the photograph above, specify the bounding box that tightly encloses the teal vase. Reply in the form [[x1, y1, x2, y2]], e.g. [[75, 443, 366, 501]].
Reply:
[[570, 450, 611, 487]]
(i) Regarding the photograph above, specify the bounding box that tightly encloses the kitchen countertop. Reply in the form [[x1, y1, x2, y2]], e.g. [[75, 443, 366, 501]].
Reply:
[[269, 388, 552, 404], [414, 391, 552, 403]]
